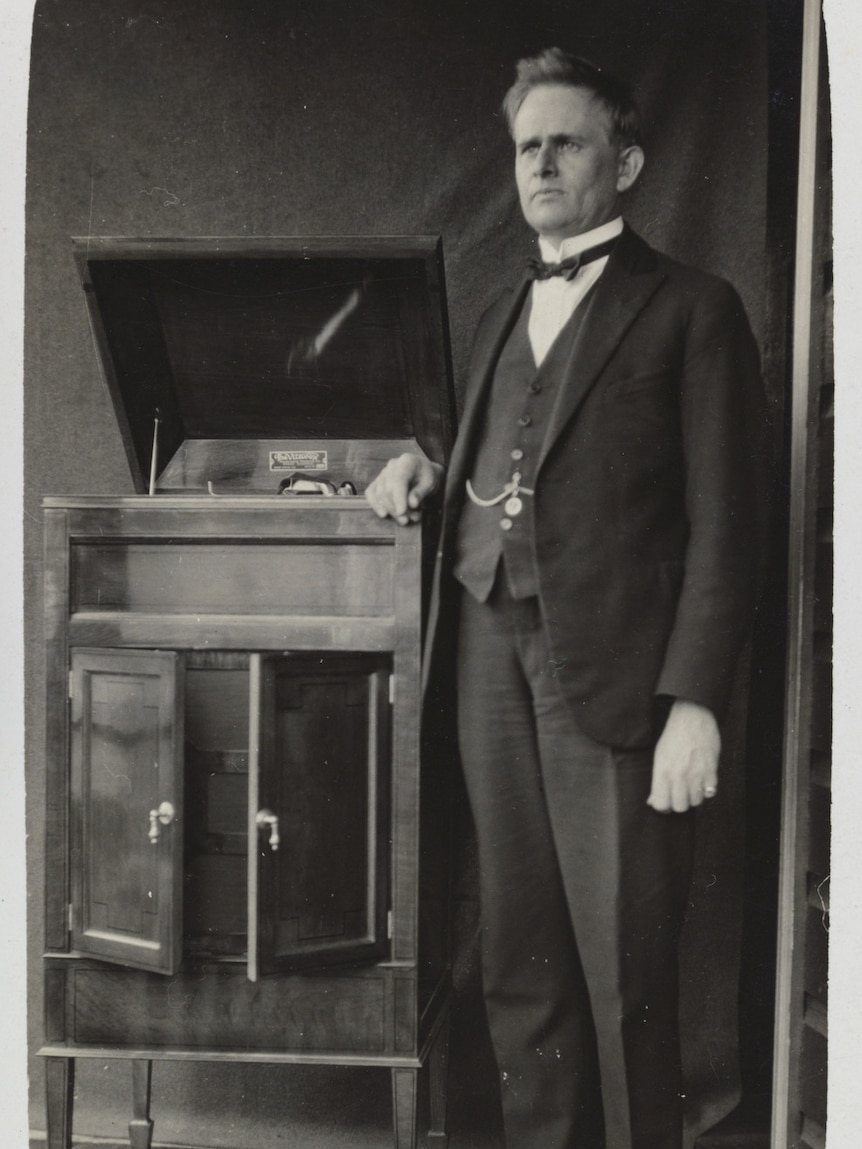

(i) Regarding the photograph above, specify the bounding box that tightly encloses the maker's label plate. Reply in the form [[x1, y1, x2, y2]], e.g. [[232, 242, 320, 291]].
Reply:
[[270, 450, 328, 473]]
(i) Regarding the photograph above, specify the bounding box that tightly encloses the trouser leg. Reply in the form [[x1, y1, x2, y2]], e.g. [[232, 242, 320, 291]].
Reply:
[[457, 586, 604, 1149], [531, 690, 695, 1149], [457, 582, 694, 1149]]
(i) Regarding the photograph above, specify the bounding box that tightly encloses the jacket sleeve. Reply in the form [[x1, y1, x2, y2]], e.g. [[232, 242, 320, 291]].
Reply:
[[654, 276, 770, 720]]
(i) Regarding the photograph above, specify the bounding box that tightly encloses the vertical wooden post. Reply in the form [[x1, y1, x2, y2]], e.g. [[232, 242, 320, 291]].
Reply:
[[427, 1011, 450, 1146], [45, 1057, 74, 1149], [129, 1059, 154, 1149], [391, 1067, 418, 1149], [771, 1, 824, 1147]]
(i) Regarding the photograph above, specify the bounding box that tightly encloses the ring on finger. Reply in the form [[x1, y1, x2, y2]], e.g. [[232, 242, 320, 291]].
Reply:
[[704, 785, 717, 798]]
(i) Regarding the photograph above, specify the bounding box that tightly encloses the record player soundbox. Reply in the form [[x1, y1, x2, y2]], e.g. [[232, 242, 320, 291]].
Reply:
[[40, 237, 457, 1148]]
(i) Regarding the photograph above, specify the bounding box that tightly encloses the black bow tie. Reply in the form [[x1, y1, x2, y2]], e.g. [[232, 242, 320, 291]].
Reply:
[[527, 236, 619, 281]]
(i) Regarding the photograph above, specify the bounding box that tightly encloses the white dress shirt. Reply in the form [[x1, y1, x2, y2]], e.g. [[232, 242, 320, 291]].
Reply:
[[527, 216, 624, 367]]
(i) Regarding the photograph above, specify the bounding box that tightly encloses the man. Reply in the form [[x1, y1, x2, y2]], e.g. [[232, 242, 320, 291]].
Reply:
[[366, 49, 767, 1149]]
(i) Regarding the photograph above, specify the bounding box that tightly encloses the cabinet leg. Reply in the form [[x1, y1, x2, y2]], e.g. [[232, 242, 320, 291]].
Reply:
[[45, 1056, 74, 1149], [391, 1067, 418, 1149], [129, 1059, 154, 1149], [428, 1012, 450, 1147]]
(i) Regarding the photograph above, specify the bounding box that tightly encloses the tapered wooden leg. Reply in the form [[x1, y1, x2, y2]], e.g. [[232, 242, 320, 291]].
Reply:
[[391, 1067, 418, 1149], [428, 1011, 450, 1147], [129, 1059, 154, 1149], [45, 1056, 74, 1149]]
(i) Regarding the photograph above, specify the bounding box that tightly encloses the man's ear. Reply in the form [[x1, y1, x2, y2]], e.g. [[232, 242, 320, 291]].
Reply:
[[616, 146, 645, 192]]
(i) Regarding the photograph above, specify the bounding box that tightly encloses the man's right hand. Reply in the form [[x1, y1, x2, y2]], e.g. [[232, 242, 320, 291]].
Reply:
[[365, 454, 445, 525]]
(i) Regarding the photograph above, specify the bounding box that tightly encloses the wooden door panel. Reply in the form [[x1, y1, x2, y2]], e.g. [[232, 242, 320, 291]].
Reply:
[[70, 649, 184, 974], [251, 655, 390, 976], [276, 674, 370, 945]]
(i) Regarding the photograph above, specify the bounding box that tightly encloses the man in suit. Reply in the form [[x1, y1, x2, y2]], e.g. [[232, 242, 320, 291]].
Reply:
[[366, 48, 767, 1149]]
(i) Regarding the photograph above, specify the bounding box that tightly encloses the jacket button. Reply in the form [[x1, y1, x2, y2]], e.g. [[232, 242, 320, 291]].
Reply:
[[518, 414, 532, 427], [528, 382, 542, 394]]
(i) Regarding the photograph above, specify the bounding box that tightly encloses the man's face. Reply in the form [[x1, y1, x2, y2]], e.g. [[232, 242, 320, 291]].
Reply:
[[513, 84, 642, 247]]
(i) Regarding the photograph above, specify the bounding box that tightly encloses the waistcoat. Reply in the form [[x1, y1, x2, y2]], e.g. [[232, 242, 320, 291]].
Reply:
[[453, 286, 596, 602]]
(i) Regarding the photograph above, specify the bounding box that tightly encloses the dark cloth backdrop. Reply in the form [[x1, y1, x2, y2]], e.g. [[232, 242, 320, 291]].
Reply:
[[24, 1, 768, 1144]]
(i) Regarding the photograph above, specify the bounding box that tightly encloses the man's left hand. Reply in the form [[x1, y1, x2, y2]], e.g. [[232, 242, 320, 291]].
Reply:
[[647, 699, 720, 813]]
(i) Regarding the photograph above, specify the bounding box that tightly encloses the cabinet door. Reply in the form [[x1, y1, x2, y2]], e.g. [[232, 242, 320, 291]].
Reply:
[[248, 654, 390, 980], [69, 649, 184, 974]]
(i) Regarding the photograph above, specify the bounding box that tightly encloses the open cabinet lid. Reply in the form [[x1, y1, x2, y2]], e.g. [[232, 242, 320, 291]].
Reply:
[[74, 236, 456, 492]]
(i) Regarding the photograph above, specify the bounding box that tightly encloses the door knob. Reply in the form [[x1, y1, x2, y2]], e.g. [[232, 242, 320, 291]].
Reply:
[[255, 808, 280, 852], [148, 801, 176, 844]]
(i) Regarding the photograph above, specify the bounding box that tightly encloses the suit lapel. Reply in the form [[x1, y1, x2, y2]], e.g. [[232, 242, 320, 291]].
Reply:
[[443, 278, 532, 511], [536, 228, 667, 473], [442, 228, 667, 510]]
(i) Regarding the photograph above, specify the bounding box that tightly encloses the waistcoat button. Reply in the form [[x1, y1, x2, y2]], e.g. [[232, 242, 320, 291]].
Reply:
[[518, 414, 532, 427]]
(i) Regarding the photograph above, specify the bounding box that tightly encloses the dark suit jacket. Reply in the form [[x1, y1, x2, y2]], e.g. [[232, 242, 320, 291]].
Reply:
[[423, 225, 769, 750]]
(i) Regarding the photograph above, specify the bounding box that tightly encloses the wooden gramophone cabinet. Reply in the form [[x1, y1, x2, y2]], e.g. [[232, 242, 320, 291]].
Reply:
[[40, 236, 456, 1149]]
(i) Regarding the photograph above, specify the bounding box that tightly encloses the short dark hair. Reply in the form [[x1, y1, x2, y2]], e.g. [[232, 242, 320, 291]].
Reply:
[[502, 48, 642, 149]]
